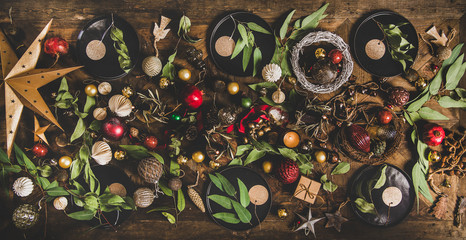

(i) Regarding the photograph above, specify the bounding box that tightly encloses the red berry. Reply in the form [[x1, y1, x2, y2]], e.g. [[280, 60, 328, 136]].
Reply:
[[32, 143, 48, 157], [377, 109, 393, 125], [328, 49, 343, 64], [144, 136, 158, 150], [276, 159, 300, 184]]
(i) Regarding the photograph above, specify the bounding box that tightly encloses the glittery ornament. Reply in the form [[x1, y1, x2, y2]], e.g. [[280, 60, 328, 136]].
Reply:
[[109, 95, 132, 117], [277, 159, 300, 184], [428, 150, 441, 162], [142, 56, 162, 77], [122, 86, 134, 98], [12, 204, 39, 230], [13, 177, 34, 197], [98, 82, 112, 95], [218, 107, 238, 125], [415, 77, 428, 90], [138, 157, 163, 184], [177, 155, 188, 165], [114, 150, 126, 160], [388, 87, 410, 106], [315, 48, 326, 59], [209, 160, 221, 170], [53, 197, 68, 210], [91, 141, 112, 165], [261, 63, 282, 82], [93, 107, 107, 121], [129, 127, 139, 138], [159, 77, 171, 89], [278, 207, 288, 219], [133, 187, 155, 208]]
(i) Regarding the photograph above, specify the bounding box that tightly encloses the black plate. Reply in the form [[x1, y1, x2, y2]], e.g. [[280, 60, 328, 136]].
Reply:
[[352, 11, 418, 77], [76, 14, 140, 80], [205, 166, 272, 231], [209, 12, 275, 76], [73, 165, 135, 227], [348, 164, 415, 227]]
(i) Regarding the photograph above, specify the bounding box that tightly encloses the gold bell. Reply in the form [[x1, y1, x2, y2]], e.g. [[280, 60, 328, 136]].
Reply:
[[122, 86, 134, 98]]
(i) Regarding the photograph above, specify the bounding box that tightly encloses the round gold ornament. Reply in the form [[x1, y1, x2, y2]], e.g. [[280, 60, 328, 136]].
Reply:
[[428, 150, 441, 162], [85, 84, 98, 97], [53, 197, 68, 210], [192, 151, 205, 163], [177, 155, 189, 165], [415, 77, 428, 90], [227, 82, 240, 95], [98, 82, 112, 95], [277, 207, 288, 219], [114, 150, 127, 160], [315, 150, 327, 163], [159, 77, 171, 89], [178, 69, 191, 81], [315, 48, 326, 59], [122, 86, 134, 98], [133, 187, 155, 208], [287, 76, 297, 85], [138, 157, 163, 184]]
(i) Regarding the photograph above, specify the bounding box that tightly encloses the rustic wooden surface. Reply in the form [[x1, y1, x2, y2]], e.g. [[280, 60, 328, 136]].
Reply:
[[0, 0, 465, 239]]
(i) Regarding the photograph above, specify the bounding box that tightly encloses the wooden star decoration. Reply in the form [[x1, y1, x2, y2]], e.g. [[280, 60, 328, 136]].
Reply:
[[33, 115, 50, 145], [0, 19, 82, 156], [325, 210, 348, 232], [294, 205, 324, 238]]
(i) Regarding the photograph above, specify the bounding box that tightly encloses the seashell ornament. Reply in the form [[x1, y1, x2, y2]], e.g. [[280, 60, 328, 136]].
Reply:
[[98, 82, 112, 95], [142, 56, 162, 77], [108, 94, 132, 117], [138, 157, 163, 184], [13, 177, 34, 197], [53, 197, 68, 210], [262, 63, 282, 82], [91, 141, 112, 165], [133, 187, 155, 208], [93, 107, 107, 121], [346, 124, 371, 153]]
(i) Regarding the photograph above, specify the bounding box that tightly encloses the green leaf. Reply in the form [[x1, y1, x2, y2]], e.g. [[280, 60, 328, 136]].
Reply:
[[212, 212, 241, 224], [373, 165, 387, 189], [438, 96, 466, 109], [280, 10, 296, 39], [70, 118, 85, 143], [278, 148, 298, 160], [88, 120, 101, 132], [3, 164, 21, 173], [237, 178, 250, 208], [300, 3, 329, 30], [231, 38, 245, 59], [237, 24, 248, 46], [229, 158, 242, 166], [323, 180, 338, 192], [247, 22, 271, 35], [215, 173, 236, 197], [243, 149, 266, 165], [14, 144, 36, 174], [67, 209, 96, 221], [418, 107, 449, 120], [70, 157, 84, 180], [146, 206, 172, 213], [252, 47, 262, 77], [162, 212, 176, 224], [58, 77, 69, 93], [208, 194, 232, 209], [430, 70, 443, 95], [84, 195, 99, 210], [119, 145, 151, 160], [248, 82, 278, 91], [168, 50, 177, 63], [242, 44, 253, 72], [170, 160, 180, 176], [446, 59, 466, 90], [331, 162, 351, 175], [444, 43, 464, 66], [148, 151, 164, 164], [161, 62, 175, 80], [0, 148, 10, 164], [159, 181, 173, 197], [178, 16, 191, 34], [406, 91, 430, 112], [235, 145, 253, 156], [46, 187, 70, 196], [37, 177, 50, 189], [209, 174, 224, 192], [231, 200, 252, 223], [83, 96, 95, 114], [177, 189, 185, 212], [298, 162, 313, 175], [354, 198, 376, 215]]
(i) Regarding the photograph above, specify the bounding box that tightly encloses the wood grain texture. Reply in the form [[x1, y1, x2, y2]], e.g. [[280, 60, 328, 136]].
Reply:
[[0, 0, 464, 239]]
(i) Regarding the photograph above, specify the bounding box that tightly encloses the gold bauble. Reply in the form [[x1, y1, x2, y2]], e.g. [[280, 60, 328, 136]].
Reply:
[[277, 208, 288, 219], [209, 160, 220, 170], [159, 77, 171, 89], [177, 155, 189, 165], [122, 86, 134, 98], [114, 150, 127, 160], [178, 69, 191, 81], [315, 48, 326, 59], [192, 151, 205, 163], [85, 84, 98, 97], [227, 82, 240, 95], [415, 77, 428, 90], [315, 150, 327, 163]]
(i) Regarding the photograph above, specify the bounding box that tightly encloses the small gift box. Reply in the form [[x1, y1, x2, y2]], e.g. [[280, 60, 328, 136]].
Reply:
[[293, 176, 321, 204]]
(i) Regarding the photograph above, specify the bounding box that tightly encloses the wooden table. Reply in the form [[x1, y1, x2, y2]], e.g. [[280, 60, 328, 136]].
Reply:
[[0, 0, 465, 239]]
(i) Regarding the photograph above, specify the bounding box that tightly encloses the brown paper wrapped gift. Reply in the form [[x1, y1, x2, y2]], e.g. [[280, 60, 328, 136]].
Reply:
[[293, 176, 321, 204]]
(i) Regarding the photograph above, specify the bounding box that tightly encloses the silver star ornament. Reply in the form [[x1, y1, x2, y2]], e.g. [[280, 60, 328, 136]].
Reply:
[[294, 205, 324, 238]]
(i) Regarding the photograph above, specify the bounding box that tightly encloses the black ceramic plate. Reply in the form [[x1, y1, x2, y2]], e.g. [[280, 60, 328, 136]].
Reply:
[[349, 164, 415, 227], [352, 11, 418, 77], [76, 14, 140, 80], [73, 165, 135, 227], [209, 12, 275, 76], [205, 166, 272, 231]]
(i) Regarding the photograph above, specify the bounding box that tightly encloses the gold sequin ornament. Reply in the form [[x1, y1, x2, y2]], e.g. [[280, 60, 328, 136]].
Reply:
[[93, 107, 107, 121], [177, 155, 188, 165], [315, 48, 326, 59], [138, 157, 163, 184], [209, 160, 220, 170], [188, 172, 205, 212], [159, 77, 171, 89], [98, 82, 112, 95], [133, 187, 155, 208], [122, 86, 134, 98], [272, 89, 286, 104], [142, 56, 162, 77], [415, 77, 428, 90], [53, 197, 68, 210], [114, 150, 126, 160], [13, 177, 34, 197], [278, 207, 288, 219]]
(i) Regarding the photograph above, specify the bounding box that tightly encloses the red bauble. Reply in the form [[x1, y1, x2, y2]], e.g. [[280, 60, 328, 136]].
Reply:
[[277, 159, 300, 184], [181, 85, 203, 109], [144, 136, 158, 150], [328, 49, 343, 64], [377, 109, 393, 125], [102, 117, 127, 141], [32, 143, 48, 157], [346, 124, 371, 153], [44, 37, 69, 57], [422, 123, 445, 146]]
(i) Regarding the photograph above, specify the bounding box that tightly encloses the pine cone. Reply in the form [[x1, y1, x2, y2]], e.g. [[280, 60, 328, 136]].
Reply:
[[388, 87, 410, 106], [204, 108, 220, 130], [185, 125, 198, 141], [276, 159, 300, 184], [188, 187, 205, 212]]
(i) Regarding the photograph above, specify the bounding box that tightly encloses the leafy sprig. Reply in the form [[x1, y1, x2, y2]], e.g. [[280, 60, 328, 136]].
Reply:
[[376, 21, 414, 71], [353, 165, 387, 215], [110, 25, 132, 73], [178, 15, 201, 43]]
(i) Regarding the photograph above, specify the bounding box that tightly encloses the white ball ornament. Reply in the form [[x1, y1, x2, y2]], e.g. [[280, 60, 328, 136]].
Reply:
[[262, 63, 282, 82], [13, 177, 34, 197]]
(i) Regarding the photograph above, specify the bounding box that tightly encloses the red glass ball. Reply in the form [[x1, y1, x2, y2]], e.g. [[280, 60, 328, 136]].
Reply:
[[328, 49, 343, 64], [32, 143, 48, 157], [377, 109, 393, 125], [144, 136, 158, 150], [102, 117, 127, 141], [182, 85, 203, 109]]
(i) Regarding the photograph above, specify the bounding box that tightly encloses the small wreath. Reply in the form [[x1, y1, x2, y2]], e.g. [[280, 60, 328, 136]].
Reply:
[[291, 31, 353, 94]]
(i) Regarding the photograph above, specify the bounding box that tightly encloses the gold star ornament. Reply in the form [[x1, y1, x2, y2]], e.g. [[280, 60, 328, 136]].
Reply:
[[0, 19, 82, 156], [33, 115, 50, 145]]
